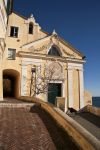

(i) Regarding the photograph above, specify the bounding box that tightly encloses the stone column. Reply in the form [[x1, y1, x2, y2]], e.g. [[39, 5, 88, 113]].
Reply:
[[79, 69, 84, 108], [21, 65, 27, 96], [68, 69, 73, 108]]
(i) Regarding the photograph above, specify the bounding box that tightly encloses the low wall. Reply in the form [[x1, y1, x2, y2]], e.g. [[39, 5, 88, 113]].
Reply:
[[84, 91, 92, 106], [55, 97, 65, 111], [87, 105, 100, 116], [19, 96, 100, 150]]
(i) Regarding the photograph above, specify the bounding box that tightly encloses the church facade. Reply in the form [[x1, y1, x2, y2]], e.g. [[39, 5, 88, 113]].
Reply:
[[1, 12, 88, 110]]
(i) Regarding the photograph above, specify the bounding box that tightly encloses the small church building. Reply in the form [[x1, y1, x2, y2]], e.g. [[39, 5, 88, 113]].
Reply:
[[0, 12, 89, 110]]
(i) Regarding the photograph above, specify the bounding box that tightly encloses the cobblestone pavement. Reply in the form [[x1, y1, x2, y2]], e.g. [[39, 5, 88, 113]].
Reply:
[[0, 101, 78, 150], [71, 112, 100, 140]]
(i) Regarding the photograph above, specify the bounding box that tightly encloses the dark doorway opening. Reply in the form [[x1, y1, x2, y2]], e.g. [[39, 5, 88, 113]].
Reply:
[[3, 69, 20, 98], [48, 83, 62, 105], [3, 75, 15, 97]]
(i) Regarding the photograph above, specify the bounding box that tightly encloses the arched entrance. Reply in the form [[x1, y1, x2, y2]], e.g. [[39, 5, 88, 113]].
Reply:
[[3, 69, 20, 98]]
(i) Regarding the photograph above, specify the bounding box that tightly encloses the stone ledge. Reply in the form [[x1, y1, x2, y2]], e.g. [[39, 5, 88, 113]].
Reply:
[[19, 96, 100, 150]]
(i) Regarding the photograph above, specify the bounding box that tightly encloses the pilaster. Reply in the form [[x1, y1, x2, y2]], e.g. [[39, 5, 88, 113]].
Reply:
[[68, 68, 73, 108], [79, 69, 84, 108], [21, 65, 27, 96]]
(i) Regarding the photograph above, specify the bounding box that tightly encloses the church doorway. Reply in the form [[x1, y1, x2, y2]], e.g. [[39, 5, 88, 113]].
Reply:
[[48, 83, 62, 105], [3, 69, 20, 98]]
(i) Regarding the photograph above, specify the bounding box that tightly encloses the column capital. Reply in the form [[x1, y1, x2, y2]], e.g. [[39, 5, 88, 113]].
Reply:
[[78, 68, 84, 72], [67, 67, 73, 71]]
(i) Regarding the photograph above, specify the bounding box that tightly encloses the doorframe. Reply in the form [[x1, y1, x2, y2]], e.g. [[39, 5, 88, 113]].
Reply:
[[46, 80, 64, 102]]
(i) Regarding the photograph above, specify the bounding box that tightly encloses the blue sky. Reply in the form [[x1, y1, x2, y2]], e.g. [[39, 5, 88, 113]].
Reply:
[[13, 0, 100, 96]]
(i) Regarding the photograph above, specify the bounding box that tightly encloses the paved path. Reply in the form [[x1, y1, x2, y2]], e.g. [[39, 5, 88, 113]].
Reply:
[[71, 112, 100, 140], [0, 99, 78, 150]]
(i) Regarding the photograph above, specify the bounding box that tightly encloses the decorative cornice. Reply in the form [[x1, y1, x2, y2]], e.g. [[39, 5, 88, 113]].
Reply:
[[58, 36, 85, 59], [22, 35, 85, 60], [17, 51, 85, 63], [29, 45, 46, 53]]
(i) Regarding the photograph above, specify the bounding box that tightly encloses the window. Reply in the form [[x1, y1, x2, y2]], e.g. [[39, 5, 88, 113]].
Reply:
[[29, 23, 33, 34], [10, 26, 19, 38], [48, 46, 61, 56], [8, 49, 16, 60]]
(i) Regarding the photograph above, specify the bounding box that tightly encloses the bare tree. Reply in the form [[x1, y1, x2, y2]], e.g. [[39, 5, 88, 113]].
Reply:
[[30, 63, 64, 97]]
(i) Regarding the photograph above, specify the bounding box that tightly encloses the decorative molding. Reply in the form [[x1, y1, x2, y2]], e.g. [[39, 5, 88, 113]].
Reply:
[[47, 62, 64, 80], [50, 36, 59, 45], [25, 35, 82, 61], [28, 36, 61, 54], [61, 48, 76, 58], [68, 63, 84, 70], [18, 51, 85, 64], [28, 40, 53, 53], [25, 14, 41, 29]]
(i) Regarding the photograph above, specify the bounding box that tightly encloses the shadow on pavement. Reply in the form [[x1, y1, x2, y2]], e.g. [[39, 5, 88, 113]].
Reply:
[[78, 112, 100, 128], [30, 105, 79, 150]]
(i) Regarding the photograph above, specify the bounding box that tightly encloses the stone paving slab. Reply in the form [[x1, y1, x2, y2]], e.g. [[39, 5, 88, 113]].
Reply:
[[0, 103, 78, 150]]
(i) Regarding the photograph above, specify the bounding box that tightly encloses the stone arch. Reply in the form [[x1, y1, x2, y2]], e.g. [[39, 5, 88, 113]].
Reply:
[[3, 69, 20, 98]]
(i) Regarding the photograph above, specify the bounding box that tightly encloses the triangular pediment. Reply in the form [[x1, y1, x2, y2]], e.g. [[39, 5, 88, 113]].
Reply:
[[21, 34, 85, 60]]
